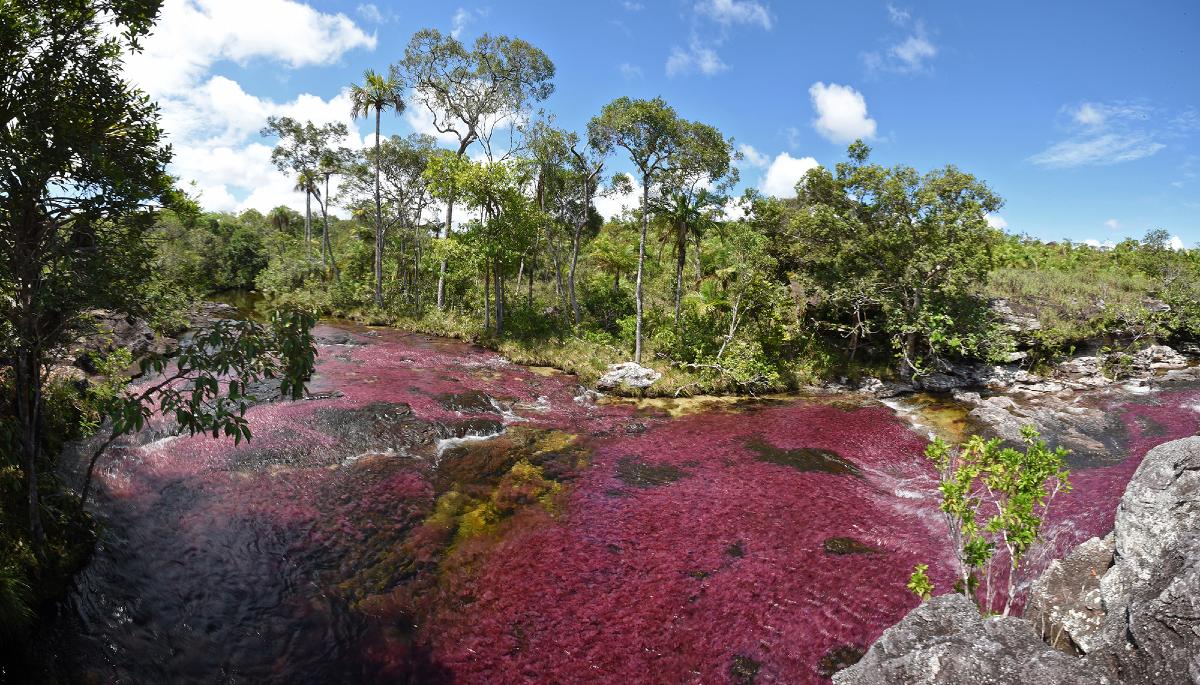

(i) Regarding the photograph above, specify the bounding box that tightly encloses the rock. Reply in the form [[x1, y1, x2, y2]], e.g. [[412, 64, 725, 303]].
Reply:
[[857, 377, 913, 398], [1024, 534, 1115, 654], [1085, 436, 1200, 683], [992, 298, 1043, 337], [596, 362, 661, 391], [188, 301, 240, 329], [1130, 344, 1187, 371], [70, 309, 165, 373], [832, 593, 1109, 685]]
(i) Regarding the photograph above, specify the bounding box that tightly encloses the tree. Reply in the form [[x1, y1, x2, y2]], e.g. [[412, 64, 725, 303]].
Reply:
[[784, 141, 1006, 379], [0, 0, 318, 550], [425, 155, 537, 335], [654, 121, 738, 328], [262, 116, 350, 266], [349, 69, 406, 309], [345, 134, 438, 309], [400, 28, 556, 310], [588, 97, 687, 364], [911, 426, 1071, 616], [0, 0, 172, 545]]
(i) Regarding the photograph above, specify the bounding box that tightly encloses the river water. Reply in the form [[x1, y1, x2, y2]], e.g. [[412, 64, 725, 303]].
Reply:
[[48, 323, 1200, 684]]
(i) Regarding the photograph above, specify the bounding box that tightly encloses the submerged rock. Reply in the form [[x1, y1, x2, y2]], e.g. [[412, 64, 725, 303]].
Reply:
[[832, 593, 1107, 685], [597, 361, 661, 391]]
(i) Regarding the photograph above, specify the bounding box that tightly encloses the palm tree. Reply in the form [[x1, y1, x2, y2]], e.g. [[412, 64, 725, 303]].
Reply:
[[350, 69, 405, 308], [294, 169, 319, 260], [317, 152, 342, 281]]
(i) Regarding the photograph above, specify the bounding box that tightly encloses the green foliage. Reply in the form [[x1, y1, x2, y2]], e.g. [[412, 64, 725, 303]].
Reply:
[[907, 564, 933, 601], [916, 427, 1071, 615]]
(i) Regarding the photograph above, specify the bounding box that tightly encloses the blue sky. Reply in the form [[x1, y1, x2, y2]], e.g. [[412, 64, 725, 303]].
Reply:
[[126, 0, 1200, 246]]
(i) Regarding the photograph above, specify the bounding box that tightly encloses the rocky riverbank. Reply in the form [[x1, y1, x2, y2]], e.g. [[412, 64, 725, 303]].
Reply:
[[833, 436, 1200, 684]]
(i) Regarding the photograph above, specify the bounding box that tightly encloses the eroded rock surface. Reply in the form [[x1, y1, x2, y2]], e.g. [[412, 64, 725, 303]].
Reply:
[[1085, 436, 1200, 683], [1024, 534, 1114, 654], [831, 593, 1109, 685], [836, 437, 1200, 685]]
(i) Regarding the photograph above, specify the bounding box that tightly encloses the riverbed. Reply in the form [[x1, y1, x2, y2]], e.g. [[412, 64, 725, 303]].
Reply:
[[49, 323, 1200, 684]]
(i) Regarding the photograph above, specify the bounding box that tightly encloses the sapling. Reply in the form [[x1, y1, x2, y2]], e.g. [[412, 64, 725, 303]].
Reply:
[[909, 425, 1071, 615]]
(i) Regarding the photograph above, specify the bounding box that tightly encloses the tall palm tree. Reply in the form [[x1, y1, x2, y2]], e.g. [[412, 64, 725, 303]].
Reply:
[[350, 69, 405, 308], [294, 169, 319, 260]]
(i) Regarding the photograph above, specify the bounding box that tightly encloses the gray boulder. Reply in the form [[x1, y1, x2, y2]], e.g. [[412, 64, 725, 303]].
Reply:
[[1024, 534, 1115, 654], [596, 362, 661, 391], [832, 593, 1110, 685], [1085, 436, 1200, 683]]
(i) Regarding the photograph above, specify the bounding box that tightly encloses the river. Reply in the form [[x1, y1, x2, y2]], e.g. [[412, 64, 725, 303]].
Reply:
[[47, 322, 1200, 684]]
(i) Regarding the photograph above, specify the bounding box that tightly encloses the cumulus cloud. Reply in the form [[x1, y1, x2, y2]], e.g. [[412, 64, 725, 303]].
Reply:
[[122, 0, 376, 213], [809, 82, 877, 143], [1168, 235, 1187, 250], [738, 143, 769, 168], [594, 176, 644, 220], [1084, 239, 1116, 250], [124, 0, 375, 96], [666, 39, 728, 77], [760, 152, 819, 198], [1104, 218, 1122, 230], [1030, 101, 1172, 168], [985, 214, 1008, 230], [694, 0, 772, 30]]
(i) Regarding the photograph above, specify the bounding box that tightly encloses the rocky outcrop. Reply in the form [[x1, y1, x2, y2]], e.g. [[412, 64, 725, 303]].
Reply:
[[1085, 436, 1200, 683], [597, 362, 661, 391], [836, 437, 1200, 684], [952, 390, 1124, 466], [831, 593, 1110, 685], [1024, 534, 1114, 654]]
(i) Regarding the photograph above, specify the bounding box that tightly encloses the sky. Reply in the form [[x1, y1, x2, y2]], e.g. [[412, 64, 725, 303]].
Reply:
[[121, 0, 1200, 247]]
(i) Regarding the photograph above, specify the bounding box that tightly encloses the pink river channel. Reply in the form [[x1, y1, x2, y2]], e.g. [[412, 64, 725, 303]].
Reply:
[[52, 323, 1200, 684]]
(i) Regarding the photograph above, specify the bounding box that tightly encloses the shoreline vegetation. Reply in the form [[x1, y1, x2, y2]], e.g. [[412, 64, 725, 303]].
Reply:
[[2, 2, 1199, 681]]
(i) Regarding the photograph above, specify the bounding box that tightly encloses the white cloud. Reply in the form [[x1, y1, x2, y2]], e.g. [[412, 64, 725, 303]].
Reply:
[[1104, 218, 1122, 230], [985, 213, 1008, 230], [356, 3, 384, 23], [890, 35, 936, 71], [1074, 103, 1106, 128], [1168, 235, 1186, 250], [738, 143, 769, 168], [1084, 239, 1116, 250], [886, 4, 910, 24], [666, 39, 728, 77], [809, 82, 877, 143], [760, 152, 819, 198], [450, 7, 488, 39], [622, 1, 644, 9], [694, 0, 772, 30], [1031, 101, 1171, 168], [595, 176, 645, 220], [124, 0, 375, 97], [1029, 133, 1165, 168], [618, 63, 643, 79], [863, 6, 937, 74], [121, 0, 377, 214]]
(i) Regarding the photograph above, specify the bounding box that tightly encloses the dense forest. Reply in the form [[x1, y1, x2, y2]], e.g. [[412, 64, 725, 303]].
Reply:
[[2, 0, 1199, 677]]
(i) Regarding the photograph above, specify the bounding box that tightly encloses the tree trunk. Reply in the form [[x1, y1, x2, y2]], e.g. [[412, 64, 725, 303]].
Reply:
[[373, 107, 384, 308], [569, 178, 586, 327], [634, 174, 649, 364], [14, 348, 45, 547], [323, 173, 339, 282], [304, 190, 312, 253], [483, 260, 491, 332], [673, 218, 686, 328]]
